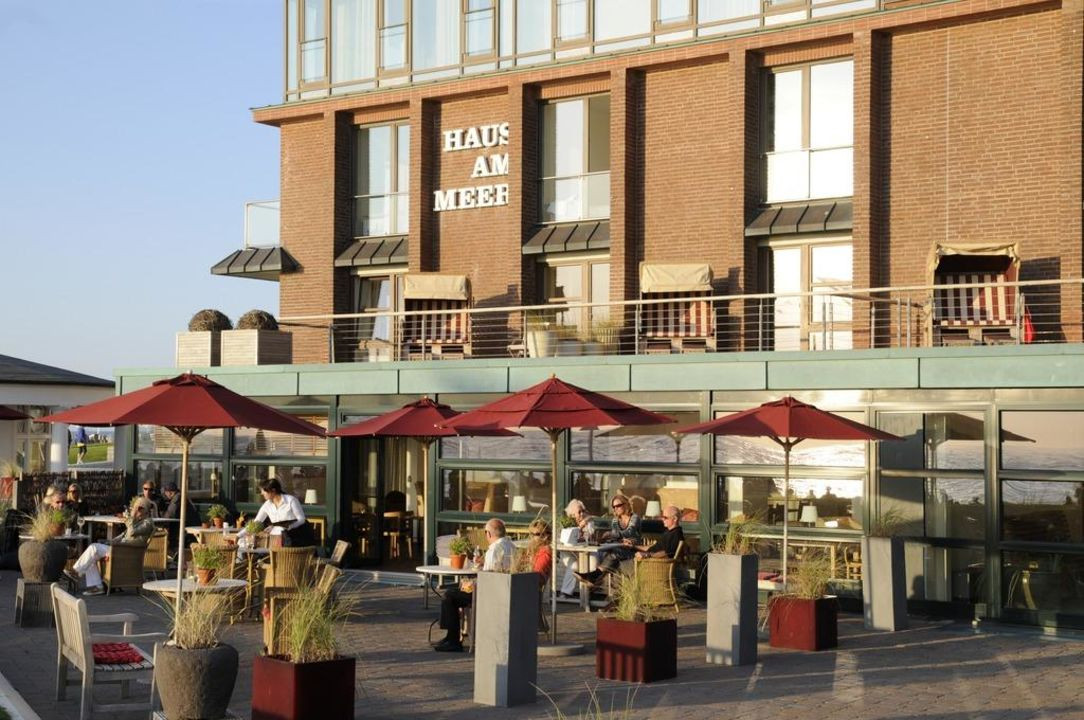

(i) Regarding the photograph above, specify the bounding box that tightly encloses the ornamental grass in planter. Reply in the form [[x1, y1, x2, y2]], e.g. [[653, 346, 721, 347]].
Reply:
[[155, 592, 239, 720], [596, 572, 677, 683], [18, 508, 70, 582], [252, 581, 356, 720], [706, 515, 761, 666], [768, 550, 838, 652]]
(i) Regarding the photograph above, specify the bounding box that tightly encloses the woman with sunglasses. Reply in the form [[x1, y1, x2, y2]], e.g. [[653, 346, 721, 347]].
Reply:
[[66, 483, 90, 517], [575, 494, 641, 587], [525, 519, 553, 586]]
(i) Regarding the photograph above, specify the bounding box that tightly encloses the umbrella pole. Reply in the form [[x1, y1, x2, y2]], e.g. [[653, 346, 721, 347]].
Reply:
[[549, 431, 559, 645], [782, 442, 791, 587], [422, 441, 430, 563], [174, 436, 191, 623]]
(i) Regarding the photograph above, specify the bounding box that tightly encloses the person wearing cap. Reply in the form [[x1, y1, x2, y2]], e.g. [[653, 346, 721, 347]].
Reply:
[[162, 481, 197, 547]]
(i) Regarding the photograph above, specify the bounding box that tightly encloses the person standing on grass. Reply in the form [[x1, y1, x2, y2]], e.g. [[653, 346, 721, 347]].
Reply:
[[72, 426, 88, 464]]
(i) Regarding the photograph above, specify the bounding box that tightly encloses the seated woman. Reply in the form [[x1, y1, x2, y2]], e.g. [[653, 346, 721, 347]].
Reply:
[[525, 519, 553, 586], [574, 493, 641, 587], [66, 500, 155, 596]]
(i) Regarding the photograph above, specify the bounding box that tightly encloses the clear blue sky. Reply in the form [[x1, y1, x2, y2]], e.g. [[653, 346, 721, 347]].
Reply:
[[0, 1, 282, 381]]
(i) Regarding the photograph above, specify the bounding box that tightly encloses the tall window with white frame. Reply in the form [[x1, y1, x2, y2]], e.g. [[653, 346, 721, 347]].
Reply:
[[464, 0, 496, 58], [540, 95, 610, 223], [353, 272, 404, 359], [759, 240, 853, 351], [764, 58, 853, 203], [301, 0, 328, 84], [354, 122, 410, 238], [541, 258, 611, 332], [380, 0, 408, 72]]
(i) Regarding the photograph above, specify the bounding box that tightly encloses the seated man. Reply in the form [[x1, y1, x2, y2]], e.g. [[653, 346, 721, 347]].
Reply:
[[161, 482, 197, 549], [434, 518, 517, 653], [575, 504, 684, 586], [67, 500, 155, 596], [558, 499, 594, 599]]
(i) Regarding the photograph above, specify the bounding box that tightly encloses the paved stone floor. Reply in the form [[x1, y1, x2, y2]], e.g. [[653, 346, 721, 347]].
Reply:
[[2, 570, 1083, 719]]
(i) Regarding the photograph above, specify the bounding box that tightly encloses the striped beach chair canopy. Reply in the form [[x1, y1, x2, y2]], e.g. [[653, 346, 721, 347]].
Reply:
[[639, 263, 715, 339], [930, 242, 1019, 327], [402, 273, 471, 344]]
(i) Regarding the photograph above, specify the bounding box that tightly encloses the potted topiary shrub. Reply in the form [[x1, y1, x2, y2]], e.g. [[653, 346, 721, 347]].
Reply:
[[252, 582, 355, 720], [192, 545, 225, 586], [862, 507, 909, 632], [768, 550, 838, 651], [176, 308, 232, 367], [596, 571, 677, 683], [449, 535, 472, 569], [706, 514, 760, 666], [18, 508, 70, 582], [206, 504, 229, 529], [155, 592, 239, 720], [221, 309, 293, 366]]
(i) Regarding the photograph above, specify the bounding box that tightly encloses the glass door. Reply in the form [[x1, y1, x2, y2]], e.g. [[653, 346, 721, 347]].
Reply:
[[347, 435, 425, 568]]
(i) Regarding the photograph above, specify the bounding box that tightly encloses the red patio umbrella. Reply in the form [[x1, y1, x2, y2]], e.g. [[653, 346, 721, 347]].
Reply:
[[328, 397, 517, 561], [442, 375, 675, 645], [0, 405, 29, 420], [39, 373, 325, 616], [675, 396, 900, 584]]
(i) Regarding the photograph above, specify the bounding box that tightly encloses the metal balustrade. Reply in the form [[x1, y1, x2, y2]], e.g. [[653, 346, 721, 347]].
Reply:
[[276, 277, 1083, 364]]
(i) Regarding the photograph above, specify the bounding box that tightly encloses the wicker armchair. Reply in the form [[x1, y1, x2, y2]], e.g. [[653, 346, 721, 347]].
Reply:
[[101, 543, 148, 596], [266, 546, 316, 590], [262, 564, 343, 655], [143, 529, 169, 580], [634, 540, 684, 614]]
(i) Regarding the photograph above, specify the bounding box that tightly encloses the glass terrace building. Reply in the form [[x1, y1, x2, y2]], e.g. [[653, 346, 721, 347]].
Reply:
[[119, 0, 1083, 628]]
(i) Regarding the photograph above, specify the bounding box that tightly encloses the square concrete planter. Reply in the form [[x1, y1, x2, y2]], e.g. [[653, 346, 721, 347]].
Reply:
[[862, 536, 908, 631], [768, 596, 838, 651], [176, 330, 221, 367], [221, 329, 292, 365], [251, 654, 355, 720], [596, 617, 677, 683], [473, 571, 539, 707], [706, 553, 758, 666]]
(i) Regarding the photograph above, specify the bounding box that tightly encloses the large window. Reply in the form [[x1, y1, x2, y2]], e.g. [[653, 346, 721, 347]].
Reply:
[[332, 0, 376, 84], [573, 471, 700, 520], [759, 240, 853, 351], [301, 0, 328, 84], [352, 273, 404, 350], [595, 0, 651, 49], [464, 0, 496, 57], [570, 411, 701, 463], [354, 123, 410, 237], [517, 0, 552, 55], [540, 95, 610, 223], [557, 0, 590, 43], [14, 407, 50, 474], [541, 258, 610, 332], [380, 0, 408, 71], [412, 0, 459, 70], [765, 59, 853, 202], [232, 463, 328, 506], [718, 475, 863, 529], [441, 468, 551, 513]]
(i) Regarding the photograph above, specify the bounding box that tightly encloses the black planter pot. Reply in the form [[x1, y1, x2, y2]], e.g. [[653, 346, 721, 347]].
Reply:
[[154, 642, 239, 720], [251, 654, 355, 720], [18, 539, 68, 582]]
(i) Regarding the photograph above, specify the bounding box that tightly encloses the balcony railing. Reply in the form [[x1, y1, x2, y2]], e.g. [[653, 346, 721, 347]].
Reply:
[[277, 277, 1083, 364], [244, 200, 280, 248]]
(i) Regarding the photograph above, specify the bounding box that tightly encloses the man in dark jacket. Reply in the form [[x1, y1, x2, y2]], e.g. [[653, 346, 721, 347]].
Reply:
[[162, 482, 197, 548]]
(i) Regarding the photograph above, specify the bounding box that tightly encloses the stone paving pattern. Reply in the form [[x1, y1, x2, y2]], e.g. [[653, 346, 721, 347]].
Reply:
[[1, 571, 1082, 719]]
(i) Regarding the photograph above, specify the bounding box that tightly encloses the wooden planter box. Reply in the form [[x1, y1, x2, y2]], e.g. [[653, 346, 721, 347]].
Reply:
[[768, 596, 838, 651], [596, 617, 677, 683], [251, 654, 355, 720], [221, 329, 292, 366], [176, 331, 221, 367]]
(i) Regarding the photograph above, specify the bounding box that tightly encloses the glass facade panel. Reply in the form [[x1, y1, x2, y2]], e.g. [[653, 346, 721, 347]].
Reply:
[[770, 70, 803, 151], [1003, 480, 1083, 543], [517, 0, 551, 54], [287, 0, 299, 89], [809, 60, 853, 148], [355, 124, 408, 236], [541, 96, 609, 222], [714, 414, 867, 466], [1001, 411, 1084, 471], [659, 0, 691, 23], [573, 471, 700, 520], [718, 475, 863, 529], [596, 0, 651, 41], [137, 426, 224, 456], [232, 463, 328, 506], [332, 0, 376, 82], [878, 412, 986, 471], [465, 0, 494, 56], [233, 416, 329, 457], [441, 468, 550, 513], [699, 0, 758, 22], [137, 460, 223, 501], [809, 147, 853, 198], [440, 428, 552, 461], [766, 150, 808, 202], [558, 0, 589, 40], [1003, 551, 1084, 616], [413, 0, 459, 69], [570, 412, 701, 463], [904, 542, 985, 603], [924, 477, 985, 540]]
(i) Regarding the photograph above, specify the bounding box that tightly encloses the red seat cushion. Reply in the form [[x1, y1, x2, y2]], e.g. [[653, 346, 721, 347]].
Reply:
[[92, 642, 144, 665], [757, 571, 782, 581]]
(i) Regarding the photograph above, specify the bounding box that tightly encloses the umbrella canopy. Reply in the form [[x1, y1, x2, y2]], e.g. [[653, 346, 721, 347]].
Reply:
[[444, 375, 674, 646], [0, 405, 29, 420], [39, 373, 325, 618], [676, 396, 900, 585]]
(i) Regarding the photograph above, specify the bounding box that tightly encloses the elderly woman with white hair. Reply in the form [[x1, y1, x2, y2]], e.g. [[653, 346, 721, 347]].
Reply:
[[557, 499, 595, 598]]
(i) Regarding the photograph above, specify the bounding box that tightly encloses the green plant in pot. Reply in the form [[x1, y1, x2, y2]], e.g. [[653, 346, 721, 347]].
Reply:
[[252, 580, 356, 720], [706, 514, 762, 666], [596, 572, 677, 683], [862, 507, 910, 631], [155, 592, 239, 720], [768, 550, 837, 651], [206, 503, 229, 528], [449, 535, 473, 569], [192, 545, 226, 586], [245, 519, 265, 535], [18, 508, 70, 582]]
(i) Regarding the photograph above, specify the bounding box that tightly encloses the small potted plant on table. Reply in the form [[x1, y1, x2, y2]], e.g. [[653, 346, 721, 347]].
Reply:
[[206, 504, 229, 529], [155, 592, 239, 720], [193, 545, 225, 586], [449, 535, 472, 569], [768, 550, 837, 651], [596, 572, 677, 683]]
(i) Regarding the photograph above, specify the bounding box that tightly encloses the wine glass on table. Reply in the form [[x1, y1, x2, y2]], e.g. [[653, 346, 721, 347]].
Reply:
[[76, 515, 86, 535]]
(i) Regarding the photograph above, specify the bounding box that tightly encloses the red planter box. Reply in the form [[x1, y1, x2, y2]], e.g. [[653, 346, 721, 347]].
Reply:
[[768, 596, 838, 651], [596, 617, 677, 683], [252, 654, 355, 720]]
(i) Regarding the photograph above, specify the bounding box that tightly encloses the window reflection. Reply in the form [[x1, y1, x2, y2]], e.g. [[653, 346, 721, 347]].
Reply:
[[233, 416, 328, 457], [439, 428, 551, 461], [718, 475, 862, 530], [573, 471, 699, 521], [1003, 551, 1084, 616], [570, 412, 699, 463], [137, 460, 223, 502], [232, 464, 327, 506], [441, 468, 550, 513], [905, 543, 985, 603], [878, 411, 986, 471], [137, 426, 224, 456], [1001, 411, 1084, 471], [1003, 480, 1083, 544], [714, 412, 866, 466]]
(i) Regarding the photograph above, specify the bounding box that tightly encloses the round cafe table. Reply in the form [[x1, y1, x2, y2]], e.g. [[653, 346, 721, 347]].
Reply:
[[415, 564, 477, 610], [142, 578, 247, 598], [81, 515, 127, 541]]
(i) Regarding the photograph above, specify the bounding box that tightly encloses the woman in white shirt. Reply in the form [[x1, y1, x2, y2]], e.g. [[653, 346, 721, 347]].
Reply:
[[240, 478, 314, 546]]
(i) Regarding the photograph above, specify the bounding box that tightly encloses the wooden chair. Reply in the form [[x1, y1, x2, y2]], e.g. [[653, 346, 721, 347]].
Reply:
[[142, 529, 169, 580], [844, 544, 863, 580], [51, 583, 166, 720], [202, 530, 234, 548], [328, 539, 350, 568], [382, 511, 414, 559], [101, 544, 148, 596], [634, 540, 685, 614], [266, 546, 316, 590]]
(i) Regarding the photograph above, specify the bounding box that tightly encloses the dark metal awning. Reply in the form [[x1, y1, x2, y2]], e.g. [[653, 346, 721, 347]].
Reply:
[[745, 201, 853, 237], [334, 236, 409, 267], [210, 246, 299, 281], [523, 221, 611, 255]]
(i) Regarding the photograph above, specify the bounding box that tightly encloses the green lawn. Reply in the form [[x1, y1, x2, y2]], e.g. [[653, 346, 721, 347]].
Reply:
[[68, 443, 110, 464]]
